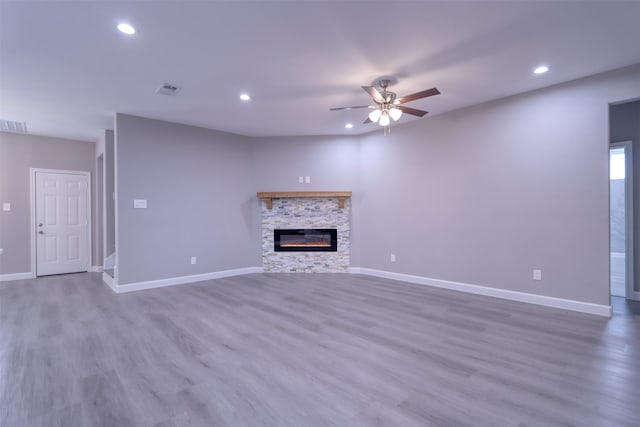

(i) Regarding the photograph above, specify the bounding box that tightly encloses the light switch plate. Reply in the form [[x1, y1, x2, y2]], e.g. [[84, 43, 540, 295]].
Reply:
[[2, 202, 10, 211], [134, 199, 147, 209], [305, 176, 311, 183]]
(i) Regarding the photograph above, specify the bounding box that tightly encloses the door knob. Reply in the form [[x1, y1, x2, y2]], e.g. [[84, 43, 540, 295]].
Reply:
[[38, 231, 44, 234], [38, 223, 43, 227]]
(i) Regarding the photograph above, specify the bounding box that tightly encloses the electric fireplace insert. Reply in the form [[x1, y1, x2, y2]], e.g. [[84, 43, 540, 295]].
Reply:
[[274, 229, 337, 252]]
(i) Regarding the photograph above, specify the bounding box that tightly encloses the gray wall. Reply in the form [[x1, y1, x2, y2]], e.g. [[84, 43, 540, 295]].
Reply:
[[357, 66, 640, 306], [610, 100, 640, 292], [105, 130, 115, 257], [115, 114, 258, 284], [250, 135, 361, 266], [4, 65, 639, 309], [0, 132, 96, 274], [112, 66, 639, 307], [96, 153, 103, 263]]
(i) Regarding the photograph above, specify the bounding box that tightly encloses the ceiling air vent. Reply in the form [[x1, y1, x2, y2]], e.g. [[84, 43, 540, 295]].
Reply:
[[156, 83, 181, 96], [0, 120, 28, 134]]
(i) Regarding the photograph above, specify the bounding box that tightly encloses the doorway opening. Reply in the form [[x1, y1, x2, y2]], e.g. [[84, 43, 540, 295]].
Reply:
[[609, 142, 634, 299]]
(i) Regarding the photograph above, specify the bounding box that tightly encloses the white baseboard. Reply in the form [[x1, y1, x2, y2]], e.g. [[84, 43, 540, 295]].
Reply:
[[350, 267, 612, 317], [104, 266, 264, 294], [91, 266, 104, 273], [102, 271, 118, 293], [100, 264, 613, 316], [0, 272, 35, 282]]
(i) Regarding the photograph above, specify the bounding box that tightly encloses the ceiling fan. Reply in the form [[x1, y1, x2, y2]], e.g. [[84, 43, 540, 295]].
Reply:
[[330, 79, 440, 129]]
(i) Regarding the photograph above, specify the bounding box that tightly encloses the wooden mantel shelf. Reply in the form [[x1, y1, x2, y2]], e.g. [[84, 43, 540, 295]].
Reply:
[[257, 191, 352, 209]]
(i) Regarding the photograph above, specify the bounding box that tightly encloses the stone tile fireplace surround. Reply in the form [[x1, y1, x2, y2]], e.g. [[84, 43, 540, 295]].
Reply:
[[258, 192, 351, 272]]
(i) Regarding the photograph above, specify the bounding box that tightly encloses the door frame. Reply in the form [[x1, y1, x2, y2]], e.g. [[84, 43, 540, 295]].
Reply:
[[30, 168, 92, 277], [610, 141, 636, 300]]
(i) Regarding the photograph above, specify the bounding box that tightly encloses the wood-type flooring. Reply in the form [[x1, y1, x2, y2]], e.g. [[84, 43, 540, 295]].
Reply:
[[1, 272, 638, 426]]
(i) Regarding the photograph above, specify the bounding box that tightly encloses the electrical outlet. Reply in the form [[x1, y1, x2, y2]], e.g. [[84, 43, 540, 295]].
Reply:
[[298, 176, 304, 183], [533, 269, 542, 281], [191, 256, 197, 265], [134, 199, 147, 209], [305, 176, 311, 184], [390, 253, 396, 262]]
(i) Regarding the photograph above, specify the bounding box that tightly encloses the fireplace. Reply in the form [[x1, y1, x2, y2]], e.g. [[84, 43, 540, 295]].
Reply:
[[274, 229, 337, 252], [260, 195, 349, 272]]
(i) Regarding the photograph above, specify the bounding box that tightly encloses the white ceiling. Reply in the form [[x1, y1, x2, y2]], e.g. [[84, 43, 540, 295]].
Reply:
[[1, 1, 640, 142]]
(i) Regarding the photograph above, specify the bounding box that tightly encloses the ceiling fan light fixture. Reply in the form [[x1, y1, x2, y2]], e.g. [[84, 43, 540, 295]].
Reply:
[[368, 109, 382, 123], [389, 107, 402, 121], [379, 111, 390, 127]]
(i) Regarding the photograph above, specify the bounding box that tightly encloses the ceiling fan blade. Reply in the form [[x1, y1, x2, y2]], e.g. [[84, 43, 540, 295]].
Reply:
[[396, 88, 440, 104], [397, 105, 428, 117], [361, 86, 385, 103], [329, 105, 373, 111], [363, 117, 373, 124]]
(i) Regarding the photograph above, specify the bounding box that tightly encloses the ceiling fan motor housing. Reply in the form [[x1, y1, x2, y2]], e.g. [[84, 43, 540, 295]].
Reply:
[[377, 80, 396, 104]]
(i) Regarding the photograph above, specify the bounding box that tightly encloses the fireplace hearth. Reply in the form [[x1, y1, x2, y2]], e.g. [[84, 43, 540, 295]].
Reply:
[[274, 229, 337, 252]]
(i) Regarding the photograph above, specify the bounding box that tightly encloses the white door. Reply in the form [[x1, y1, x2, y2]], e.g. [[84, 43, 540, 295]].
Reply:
[[35, 171, 90, 276]]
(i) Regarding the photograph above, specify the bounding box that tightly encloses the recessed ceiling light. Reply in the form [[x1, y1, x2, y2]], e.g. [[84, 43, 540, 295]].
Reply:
[[534, 65, 549, 74], [239, 93, 251, 101], [345, 123, 353, 129], [117, 23, 136, 35]]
